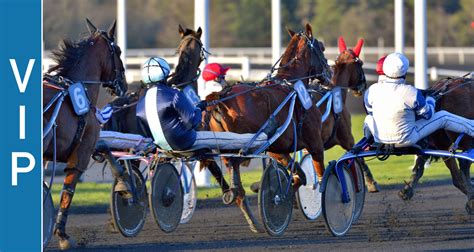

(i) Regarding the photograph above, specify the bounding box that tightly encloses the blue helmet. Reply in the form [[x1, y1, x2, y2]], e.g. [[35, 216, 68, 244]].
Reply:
[[141, 57, 171, 84]]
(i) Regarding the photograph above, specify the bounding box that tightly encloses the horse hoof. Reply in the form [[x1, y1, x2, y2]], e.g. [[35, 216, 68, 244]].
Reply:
[[222, 190, 236, 205], [58, 237, 75, 250], [367, 181, 380, 193], [249, 223, 265, 233], [398, 188, 413, 201], [250, 182, 260, 193], [465, 200, 474, 215], [107, 219, 119, 233]]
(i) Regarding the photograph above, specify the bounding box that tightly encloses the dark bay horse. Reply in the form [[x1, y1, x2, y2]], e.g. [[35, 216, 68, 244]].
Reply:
[[203, 24, 332, 232], [103, 25, 204, 133], [43, 19, 127, 249], [399, 76, 473, 213]]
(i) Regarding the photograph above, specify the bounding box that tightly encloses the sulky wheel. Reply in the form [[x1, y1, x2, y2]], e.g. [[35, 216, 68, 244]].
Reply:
[[322, 162, 355, 237], [179, 162, 197, 224], [258, 161, 293, 236], [352, 159, 366, 223], [110, 161, 148, 237], [43, 182, 55, 249], [296, 154, 322, 220], [150, 163, 184, 233]]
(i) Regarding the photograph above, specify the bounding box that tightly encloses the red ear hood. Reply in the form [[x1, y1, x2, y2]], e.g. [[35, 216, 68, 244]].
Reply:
[[338, 36, 347, 53], [353, 39, 364, 57]]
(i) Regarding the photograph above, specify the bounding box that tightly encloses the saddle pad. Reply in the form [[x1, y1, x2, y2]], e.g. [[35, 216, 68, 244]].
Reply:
[[99, 131, 153, 151]]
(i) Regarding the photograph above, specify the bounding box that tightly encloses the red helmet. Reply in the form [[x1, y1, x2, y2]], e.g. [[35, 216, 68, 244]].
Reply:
[[376, 55, 387, 75], [202, 63, 230, 81]]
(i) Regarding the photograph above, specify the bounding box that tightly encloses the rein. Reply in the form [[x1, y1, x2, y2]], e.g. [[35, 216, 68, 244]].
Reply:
[[431, 79, 473, 100], [206, 74, 325, 107]]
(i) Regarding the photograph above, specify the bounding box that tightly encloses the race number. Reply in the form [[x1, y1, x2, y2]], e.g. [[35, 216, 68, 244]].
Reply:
[[294, 80, 313, 110], [332, 87, 343, 114], [68, 82, 90, 116], [183, 85, 201, 105]]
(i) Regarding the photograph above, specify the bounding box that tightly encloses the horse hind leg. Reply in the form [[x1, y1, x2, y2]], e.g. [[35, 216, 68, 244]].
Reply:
[[458, 159, 474, 214], [399, 155, 428, 200], [228, 160, 264, 233], [54, 168, 82, 250], [358, 159, 380, 193]]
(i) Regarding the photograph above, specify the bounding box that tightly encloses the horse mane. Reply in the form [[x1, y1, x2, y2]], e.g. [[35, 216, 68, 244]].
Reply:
[[48, 35, 94, 76], [169, 46, 193, 84], [168, 34, 200, 85]]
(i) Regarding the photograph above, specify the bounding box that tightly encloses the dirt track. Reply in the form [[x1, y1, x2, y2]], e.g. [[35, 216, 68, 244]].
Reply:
[[46, 181, 474, 251]]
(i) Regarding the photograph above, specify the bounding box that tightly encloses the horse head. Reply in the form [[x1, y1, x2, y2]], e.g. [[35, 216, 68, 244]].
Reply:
[[333, 36, 366, 96], [278, 23, 332, 85], [85, 18, 128, 97], [168, 24, 205, 90]]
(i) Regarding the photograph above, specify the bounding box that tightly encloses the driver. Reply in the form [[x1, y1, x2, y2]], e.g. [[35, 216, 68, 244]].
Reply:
[[136, 57, 266, 151], [363, 52, 474, 146]]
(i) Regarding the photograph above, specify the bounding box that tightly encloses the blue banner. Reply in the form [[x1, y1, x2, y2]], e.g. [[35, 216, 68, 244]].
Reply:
[[0, 0, 42, 251]]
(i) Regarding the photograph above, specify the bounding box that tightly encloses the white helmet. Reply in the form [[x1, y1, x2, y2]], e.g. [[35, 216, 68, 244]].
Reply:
[[141, 57, 171, 84], [383, 52, 409, 79]]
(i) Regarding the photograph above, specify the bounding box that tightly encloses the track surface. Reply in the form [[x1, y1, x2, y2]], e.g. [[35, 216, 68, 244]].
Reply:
[[46, 181, 474, 251]]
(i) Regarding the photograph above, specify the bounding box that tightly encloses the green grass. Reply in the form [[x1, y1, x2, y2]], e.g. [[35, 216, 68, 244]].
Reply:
[[51, 114, 451, 207]]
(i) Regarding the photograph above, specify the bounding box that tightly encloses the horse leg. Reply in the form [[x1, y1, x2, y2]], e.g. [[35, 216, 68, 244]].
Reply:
[[445, 158, 469, 195], [358, 159, 380, 193], [399, 155, 428, 200], [206, 160, 234, 205], [53, 167, 82, 250], [228, 159, 264, 233], [268, 152, 306, 189], [207, 160, 230, 193], [458, 159, 474, 214]]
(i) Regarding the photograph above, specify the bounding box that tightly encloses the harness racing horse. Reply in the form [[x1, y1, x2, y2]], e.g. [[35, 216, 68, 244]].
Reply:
[[43, 19, 127, 249], [205, 35, 380, 208], [269, 36, 379, 192], [399, 76, 474, 213], [103, 25, 204, 134], [203, 24, 332, 233]]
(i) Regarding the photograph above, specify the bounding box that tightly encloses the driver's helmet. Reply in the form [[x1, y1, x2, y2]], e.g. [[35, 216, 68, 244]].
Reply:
[[141, 57, 171, 85]]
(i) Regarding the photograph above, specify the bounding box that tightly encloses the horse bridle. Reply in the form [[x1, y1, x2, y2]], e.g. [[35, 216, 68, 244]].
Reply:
[[300, 32, 332, 84], [176, 35, 210, 63], [91, 30, 126, 97], [271, 32, 332, 84], [169, 35, 209, 88], [335, 51, 366, 93]]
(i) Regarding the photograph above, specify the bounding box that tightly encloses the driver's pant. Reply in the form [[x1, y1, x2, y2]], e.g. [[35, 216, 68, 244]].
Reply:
[[401, 110, 474, 145], [193, 131, 267, 150]]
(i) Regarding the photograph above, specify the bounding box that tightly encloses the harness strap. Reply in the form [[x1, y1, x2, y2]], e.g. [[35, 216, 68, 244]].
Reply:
[[66, 115, 87, 158], [323, 113, 340, 149]]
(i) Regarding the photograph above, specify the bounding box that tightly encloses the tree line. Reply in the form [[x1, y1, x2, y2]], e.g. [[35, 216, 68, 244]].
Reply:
[[43, 0, 473, 50]]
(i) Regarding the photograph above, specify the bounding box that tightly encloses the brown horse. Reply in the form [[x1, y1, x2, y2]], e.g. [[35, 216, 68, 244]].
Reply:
[[206, 36, 380, 203], [103, 25, 204, 134], [203, 24, 331, 232], [43, 19, 127, 249], [399, 76, 473, 213]]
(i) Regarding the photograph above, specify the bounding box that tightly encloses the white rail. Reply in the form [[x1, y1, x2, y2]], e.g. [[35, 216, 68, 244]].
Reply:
[[43, 47, 473, 83]]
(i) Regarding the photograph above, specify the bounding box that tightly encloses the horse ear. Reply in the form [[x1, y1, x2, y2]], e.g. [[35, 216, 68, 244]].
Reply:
[[85, 18, 97, 34], [338, 36, 347, 53], [353, 38, 364, 57], [286, 27, 296, 37], [107, 20, 117, 39], [178, 24, 185, 38], [196, 27, 202, 38], [305, 23, 313, 38], [319, 41, 325, 52]]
